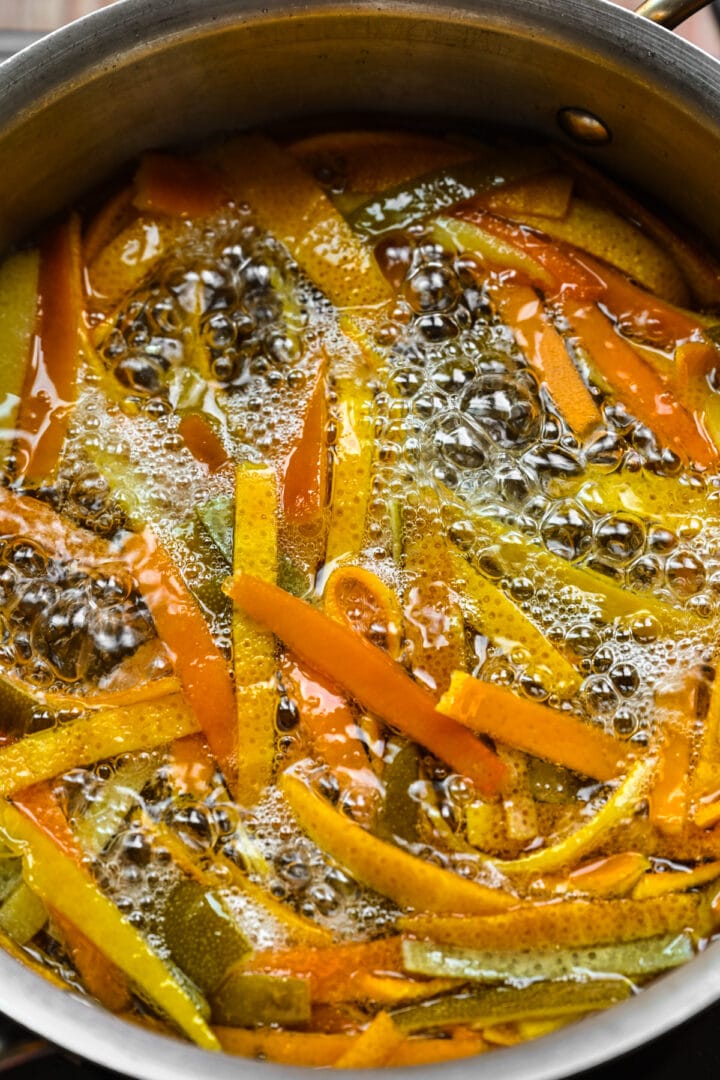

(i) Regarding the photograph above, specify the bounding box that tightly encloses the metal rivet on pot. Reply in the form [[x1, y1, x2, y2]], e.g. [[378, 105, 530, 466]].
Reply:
[[556, 107, 612, 145]]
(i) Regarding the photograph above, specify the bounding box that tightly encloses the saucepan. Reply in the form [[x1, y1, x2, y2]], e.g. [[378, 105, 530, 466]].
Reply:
[[0, 0, 719, 1076]]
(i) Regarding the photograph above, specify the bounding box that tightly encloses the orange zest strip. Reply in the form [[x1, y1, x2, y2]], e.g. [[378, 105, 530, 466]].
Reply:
[[281, 657, 373, 783], [242, 937, 404, 999], [168, 733, 219, 797], [323, 564, 402, 658], [83, 185, 135, 267], [241, 937, 455, 1006], [52, 910, 131, 1012], [85, 675, 182, 708], [398, 894, 700, 951], [205, 133, 394, 311], [554, 143, 720, 307], [214, 1029, 353, 1067], [455, 207, 707, 346], [15, 786, 132, 1011], [3, 792, 219, 1048], [281, 771, 514, 914], [565, 301, 717, 469], [288, 129, 477, 195], [11, 781, 82, 861], [476, 172, 574, 221], [490, 281, 601, 438], [675, 340, 719, 400], [533, 853, 650, 899], [16, 214, 83, 485], [334, 1012, 405, 1068], [0, 250, 40, 474], [232, 463, 279, 805], [132, 153, 227, 218], [214, 1028, 486, 1066], [0, 695, 198, 798], [633, 860, 720, 899], [282, 366, 328, 523], [0, 485, 106, 564], [386, 1037, 488, 1066], [580, 252, 702, 346], [122, 529, 236, 786], [437, 671, 628, 783], [225, 574, 507, 797], [648, 724, 692, 836], [177, 413, 229, 472], [86, 216, 180, 315]]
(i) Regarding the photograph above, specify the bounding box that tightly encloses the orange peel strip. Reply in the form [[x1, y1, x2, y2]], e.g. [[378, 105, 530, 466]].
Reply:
[[226, 574, 507, 797], [16, 214, 83, 485], [334, 1012, 406, 1068], [205, 133, 394, 311], [280, 771, 514, 915], [398, 894, 700, 950], [438, 671, 628, 783]]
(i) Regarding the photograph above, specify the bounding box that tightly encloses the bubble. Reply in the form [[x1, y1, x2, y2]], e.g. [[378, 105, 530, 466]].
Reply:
[[0, 565, 19, 607], [611, 663, 640, 697], [433, 414, 492, 471], [432, 358, 476, 394], [592, 645, 615, 673], [169, 802, 215, 851], [585, 430, 625, 470], [375, 234, 414, 289], [118, 826, 153, 867], [648, 527, 677, 554], [416, 313, 458, 341], [10, 581, 60, 626], [687, 593, 714, 619], [275, 695, 300, 732], [566, 624, 601, 657], [392, 368, 423, 397], [541, 500, 593, 561], [631, 613, 662, 644], [446, 775, 474, 805], [627, 554, 663, 591], [462, 374, 540, 448], [203, 311, 237, 350], [582, 675, 618, 715], [522, 444, 583, 476], [518, 670, 550, 701], [68, 471, 111, 517], [509, 577, 534, 602], [4, 539, 47, 577], [114, 354, 167, 396], [308, 882, 340, 915], [666, 550, 706, 597], [483, 658, 516, 687], [89, 604, 150, 664], [494, 463, 535, 504], [595, 514, 646, 565], [277, 850, 312, 889], [613, 707, 638, 737], [404, 264, 461, 314], [32, 596, 93, 682]]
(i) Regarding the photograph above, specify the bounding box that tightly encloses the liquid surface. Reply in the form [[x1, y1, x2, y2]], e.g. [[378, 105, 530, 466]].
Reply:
[[0, 126, 719, 1066]]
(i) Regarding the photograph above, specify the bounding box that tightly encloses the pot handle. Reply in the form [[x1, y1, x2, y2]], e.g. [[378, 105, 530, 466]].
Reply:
[[634, 0, 716, 29]]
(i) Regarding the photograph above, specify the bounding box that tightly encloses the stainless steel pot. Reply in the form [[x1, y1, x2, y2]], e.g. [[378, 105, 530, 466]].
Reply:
[[0, 0, 719, 1076]]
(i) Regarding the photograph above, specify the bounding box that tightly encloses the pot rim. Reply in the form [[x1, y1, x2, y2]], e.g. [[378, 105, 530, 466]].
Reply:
[[2, 0, 720, 136], [1, 1, 720, 1077]]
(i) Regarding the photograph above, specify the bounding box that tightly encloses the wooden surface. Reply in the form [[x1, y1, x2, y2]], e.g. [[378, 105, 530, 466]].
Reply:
[[0, 0, 718, 52]]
